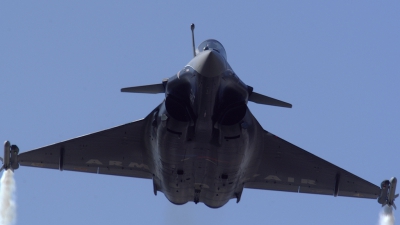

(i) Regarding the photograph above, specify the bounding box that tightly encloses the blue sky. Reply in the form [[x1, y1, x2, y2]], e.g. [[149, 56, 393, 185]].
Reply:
[[1, 1, 399, 224]]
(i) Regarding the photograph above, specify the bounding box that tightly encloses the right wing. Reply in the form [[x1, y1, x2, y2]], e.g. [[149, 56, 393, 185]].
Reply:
[[245, 130, 380, 199], [18, 119, 152, 179]]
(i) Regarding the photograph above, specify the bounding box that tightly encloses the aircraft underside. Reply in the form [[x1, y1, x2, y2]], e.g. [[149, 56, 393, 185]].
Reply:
[[147, 66, 258, 208]]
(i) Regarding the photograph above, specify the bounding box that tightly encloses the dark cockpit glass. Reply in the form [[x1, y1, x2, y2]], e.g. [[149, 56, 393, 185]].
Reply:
[[196, 39, 227, 60]]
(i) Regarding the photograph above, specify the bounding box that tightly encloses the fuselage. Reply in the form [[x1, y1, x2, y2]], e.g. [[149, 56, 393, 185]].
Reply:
[[141, 44, 265, 208]]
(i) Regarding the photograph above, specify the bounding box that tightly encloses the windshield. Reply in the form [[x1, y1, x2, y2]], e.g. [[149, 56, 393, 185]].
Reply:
[[196, 39, 227, 60]]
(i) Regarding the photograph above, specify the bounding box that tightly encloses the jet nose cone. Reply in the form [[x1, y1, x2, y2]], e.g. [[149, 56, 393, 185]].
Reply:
[[187, 50, 227, 77]]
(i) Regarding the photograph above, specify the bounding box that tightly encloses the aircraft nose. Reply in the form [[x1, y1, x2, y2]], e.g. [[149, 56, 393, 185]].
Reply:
[[187, 50, 227, 77]]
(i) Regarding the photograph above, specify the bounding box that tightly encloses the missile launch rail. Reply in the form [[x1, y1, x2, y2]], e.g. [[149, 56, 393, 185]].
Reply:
[[0, 141, 19, 173]]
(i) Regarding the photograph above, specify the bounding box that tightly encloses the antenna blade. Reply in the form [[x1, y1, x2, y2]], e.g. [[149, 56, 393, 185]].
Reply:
[[249, 92, 292, 108], [121, 84, 165, 94]]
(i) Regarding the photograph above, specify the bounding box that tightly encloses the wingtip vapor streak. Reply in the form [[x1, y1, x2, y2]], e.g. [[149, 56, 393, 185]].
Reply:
[[2, 24, 396, 209]]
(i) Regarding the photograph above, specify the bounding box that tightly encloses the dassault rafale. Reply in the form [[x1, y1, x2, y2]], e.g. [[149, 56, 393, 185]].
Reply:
[[2, 24, 397, 209]]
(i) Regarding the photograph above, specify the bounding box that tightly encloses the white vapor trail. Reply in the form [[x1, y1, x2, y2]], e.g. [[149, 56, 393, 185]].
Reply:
[[379, 206, 395, 225], [0, 170, 16, 225]]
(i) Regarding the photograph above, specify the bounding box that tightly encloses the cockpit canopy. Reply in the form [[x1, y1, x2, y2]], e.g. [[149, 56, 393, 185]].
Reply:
[[196, 39, 227, 60]]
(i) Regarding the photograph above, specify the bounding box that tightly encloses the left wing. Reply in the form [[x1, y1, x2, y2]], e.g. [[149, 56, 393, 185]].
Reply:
[[245, 130, 380, 199], [18, 119, 152, 179]]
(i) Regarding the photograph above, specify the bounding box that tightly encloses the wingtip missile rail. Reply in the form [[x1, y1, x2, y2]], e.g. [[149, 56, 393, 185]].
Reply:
[[378, 177, 398, 210], [0, 141, 19, 173]]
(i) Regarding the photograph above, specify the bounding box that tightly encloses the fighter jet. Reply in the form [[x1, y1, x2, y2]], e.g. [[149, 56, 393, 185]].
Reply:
[[2, 24, 396, 209]]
